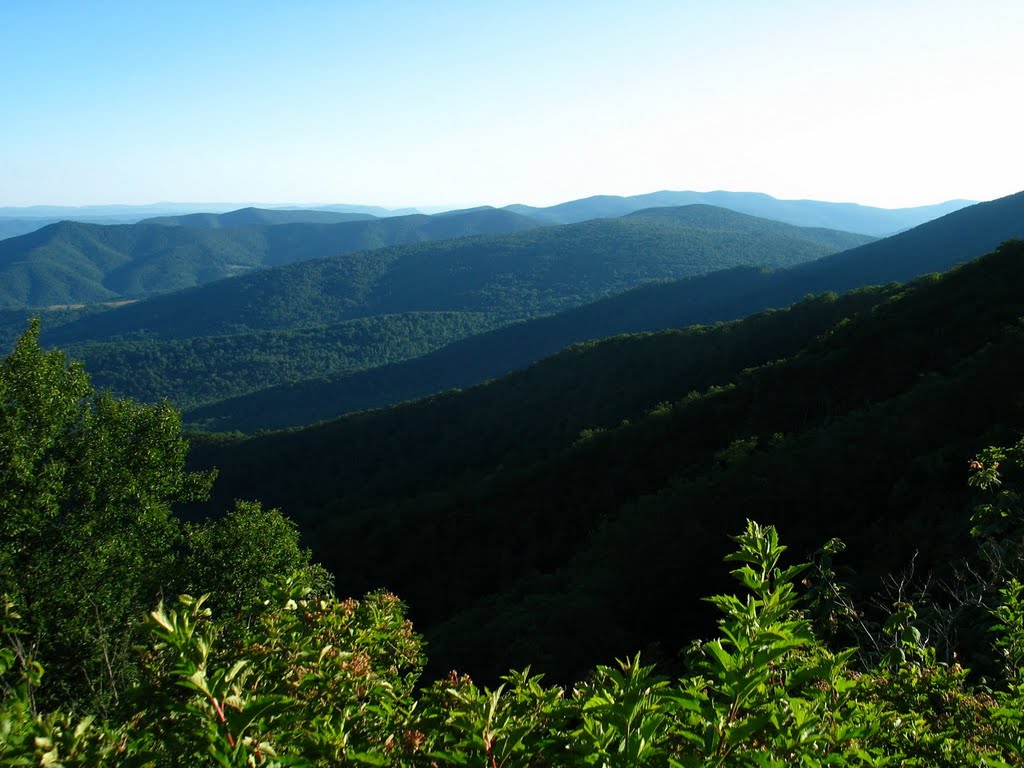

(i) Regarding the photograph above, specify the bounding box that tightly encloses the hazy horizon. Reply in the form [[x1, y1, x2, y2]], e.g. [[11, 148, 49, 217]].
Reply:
[[0, 189, 986, 218], [2, 1, 1021, 210]]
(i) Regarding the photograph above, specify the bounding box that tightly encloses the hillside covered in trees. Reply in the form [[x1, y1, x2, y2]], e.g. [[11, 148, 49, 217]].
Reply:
[[0, 205, 873, 415], [0, 207, 541, 309], [187, 238, 1024, 681], [6, 248, 1024, 764], [3, 190, 1024, 766], [184, 190, 1024, 432]]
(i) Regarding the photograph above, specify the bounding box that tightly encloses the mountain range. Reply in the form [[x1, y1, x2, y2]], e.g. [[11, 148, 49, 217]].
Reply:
[[0, 202, 419, 240], [182, 190, 1024, 431], [139, 207, 378, 228], [23, 206, 873, 413], [504, 190, 974, 234], [0, 190, 973, 242], [4, 183, 1023, 686]]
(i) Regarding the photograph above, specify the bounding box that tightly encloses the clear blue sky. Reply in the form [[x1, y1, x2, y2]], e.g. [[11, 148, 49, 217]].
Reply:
[[2, 0, 1021, 209]]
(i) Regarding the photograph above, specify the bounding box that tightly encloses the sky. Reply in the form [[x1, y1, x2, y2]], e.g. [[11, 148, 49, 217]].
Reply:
[[1, 0, 1022, 210]]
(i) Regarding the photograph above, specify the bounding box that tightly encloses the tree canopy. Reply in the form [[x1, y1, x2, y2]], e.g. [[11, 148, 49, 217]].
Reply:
[[0, 323, 323, 709]]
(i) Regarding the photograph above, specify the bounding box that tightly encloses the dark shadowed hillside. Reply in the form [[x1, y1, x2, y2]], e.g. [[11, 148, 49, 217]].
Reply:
[[185, 240, 1024, 682]]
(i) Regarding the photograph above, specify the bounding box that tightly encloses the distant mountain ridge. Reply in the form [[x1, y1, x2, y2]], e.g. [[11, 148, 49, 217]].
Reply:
[[506, 190, 974, 235], [0, 201, 419, 220], [1, 190, 973, 241], [139, 207, 378, 228], [0, 202, 420, 240]]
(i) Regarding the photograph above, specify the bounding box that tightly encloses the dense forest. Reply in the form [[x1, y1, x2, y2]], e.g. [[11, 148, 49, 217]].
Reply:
[[6, 305, 1024, 765], [4, 188, 1024, 764], [0, 206, 873, 416], [183, 238, 1024, 680], [183, 190, 1024, 432], [0, 207, 541, 309], [38, 205, 867, 344], [64, 312, 502, 410]]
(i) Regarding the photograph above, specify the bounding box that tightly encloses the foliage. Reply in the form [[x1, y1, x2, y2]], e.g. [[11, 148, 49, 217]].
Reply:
[[5, 513, 1024, 766], [67, 311, 499, 412], [184, 278, 888, 433], [128, 585, 425, 766], [0, 326, 328, 711], [182, 501, 332, 615], [0, 321, 215, 707]]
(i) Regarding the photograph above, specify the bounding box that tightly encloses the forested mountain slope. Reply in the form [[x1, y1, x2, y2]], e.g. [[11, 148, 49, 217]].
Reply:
[[0, 201, 420, 240], [10, 256, 1024, 768], [185, 191, 1023, 432], [0, 217, 90, 240], [69, 311, 501, 410], [507, 189, 973, 233], [0, 207, 540, 309], [43, 206, 865, 344], [788, 188, 1024, 289], [5, 207, 865, 415], [187, 239, 1024, 681], [188, 284, 897, 513]]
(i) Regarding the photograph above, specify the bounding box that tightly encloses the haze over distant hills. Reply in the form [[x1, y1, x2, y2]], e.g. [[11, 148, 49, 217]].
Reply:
[[505, 190, 975, 234], [0, 190, 975, 241], [139, 207, 378, 228], [0, 202, 420, 240]]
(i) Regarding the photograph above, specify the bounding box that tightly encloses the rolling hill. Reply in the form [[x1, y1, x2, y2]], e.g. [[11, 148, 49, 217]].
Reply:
[[0, 201, 421, 240], [66, 311, 503, 411], [30, 207, 872, 412], [0, 207, 541, 309], [183, 191, 1024, 432]]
